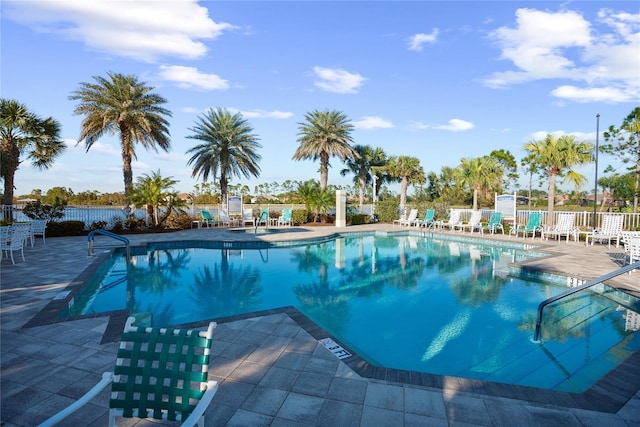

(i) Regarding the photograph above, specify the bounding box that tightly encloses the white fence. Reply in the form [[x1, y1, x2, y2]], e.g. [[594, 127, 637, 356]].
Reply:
[[449, 208, 640, 231], [1, 204, 306, 229]]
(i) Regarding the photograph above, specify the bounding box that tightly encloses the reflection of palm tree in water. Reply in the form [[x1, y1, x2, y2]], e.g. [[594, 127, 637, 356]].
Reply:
[[126, 249, 191, 322], [189, 249, 262, 319], [291, 244, 351, 334], [518, 292, 621, 342], [292, 241, 426, 334], [449, 256, 507, 306]]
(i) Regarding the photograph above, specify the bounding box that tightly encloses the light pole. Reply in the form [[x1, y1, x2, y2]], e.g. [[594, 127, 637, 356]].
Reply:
[[593, 113, 600, 229], [371, 175, 378, 221]]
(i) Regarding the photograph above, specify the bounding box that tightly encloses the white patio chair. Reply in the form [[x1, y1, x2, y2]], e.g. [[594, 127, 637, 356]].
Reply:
[[0, 226, 29, 264], [31, 219, 48, 245]]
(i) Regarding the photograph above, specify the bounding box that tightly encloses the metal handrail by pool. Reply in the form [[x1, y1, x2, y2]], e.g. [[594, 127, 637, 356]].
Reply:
[[87, 229, 130, 258], [534, 260, 640, 342]]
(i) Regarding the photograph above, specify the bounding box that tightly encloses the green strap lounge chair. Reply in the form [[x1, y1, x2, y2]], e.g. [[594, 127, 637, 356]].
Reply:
[[39, 317, 218, 427], [277, 208, 293, 226], [510, 212, 543, 239], [416, 209, 435, 228], [481, 212, 504, 234]]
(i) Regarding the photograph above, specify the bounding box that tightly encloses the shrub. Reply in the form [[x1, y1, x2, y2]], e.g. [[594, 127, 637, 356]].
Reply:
[[292, 209, 308, 225], [166, 213, 194, 230], [22, 199, 65, 221], [348, 214, 371, 225], [89, 220, 107, 231], [46, 220, 86, 236]]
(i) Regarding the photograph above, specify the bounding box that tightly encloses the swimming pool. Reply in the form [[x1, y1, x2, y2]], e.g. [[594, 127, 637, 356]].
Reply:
[[61, 233, 640, 392]]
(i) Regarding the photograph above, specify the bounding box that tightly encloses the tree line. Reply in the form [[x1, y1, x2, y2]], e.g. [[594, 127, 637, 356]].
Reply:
[[2, 71, 639, 224]]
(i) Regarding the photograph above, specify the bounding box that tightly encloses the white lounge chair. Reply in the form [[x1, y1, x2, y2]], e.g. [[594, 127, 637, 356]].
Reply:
[[460, 210, 483, 233], [394, 208, 418, 227], [588, 214, 624, 248], [440, 209, 462, 231], [627, 237, 640, 270], [543, 212, 577, 242], [242, 208, 255, 227], [218, 209, 239, 227]]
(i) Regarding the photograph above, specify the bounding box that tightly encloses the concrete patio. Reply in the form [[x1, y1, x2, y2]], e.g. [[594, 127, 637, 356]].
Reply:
[[1, 224, 639, 426]]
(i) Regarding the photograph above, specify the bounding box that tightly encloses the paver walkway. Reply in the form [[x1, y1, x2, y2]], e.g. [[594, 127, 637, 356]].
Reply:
[[1, 224, 639, 426]]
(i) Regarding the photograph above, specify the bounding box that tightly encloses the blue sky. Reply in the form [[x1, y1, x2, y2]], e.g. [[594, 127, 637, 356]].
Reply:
[[2, 1, 639, 198]]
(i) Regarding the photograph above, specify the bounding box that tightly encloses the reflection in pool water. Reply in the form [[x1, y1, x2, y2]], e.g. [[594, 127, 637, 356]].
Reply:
[[62, 234, 640, 392]]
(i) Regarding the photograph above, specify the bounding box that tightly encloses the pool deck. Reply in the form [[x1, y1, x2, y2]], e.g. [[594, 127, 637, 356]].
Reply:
[[1, 224, 639, 426]]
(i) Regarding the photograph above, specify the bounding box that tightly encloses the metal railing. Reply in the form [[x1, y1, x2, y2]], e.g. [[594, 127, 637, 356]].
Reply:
[[533, 261, 640, 342], [87, 229, 130, 258]]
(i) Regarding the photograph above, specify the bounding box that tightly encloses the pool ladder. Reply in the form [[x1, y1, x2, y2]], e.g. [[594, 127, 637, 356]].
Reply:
[[87, 229, 131, 258], [254, 210, 270, 233], [534, 260, 640, 342]]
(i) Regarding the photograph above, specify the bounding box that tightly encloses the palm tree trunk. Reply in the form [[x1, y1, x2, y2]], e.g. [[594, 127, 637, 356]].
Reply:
[[320, 152, 329, 191], [2, 144, 20, 220], [400, 178, 409, 211], [122, 150, 134, 200], [358, 173, 366, 214], [547, 173, 557, 227]]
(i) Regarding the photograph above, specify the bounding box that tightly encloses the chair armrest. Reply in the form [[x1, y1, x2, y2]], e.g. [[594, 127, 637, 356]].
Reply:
[[38, 372, 114, 427], [181, 380, 219, 427]]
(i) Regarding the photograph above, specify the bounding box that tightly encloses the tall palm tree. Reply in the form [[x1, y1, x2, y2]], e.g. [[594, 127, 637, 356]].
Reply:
[[186, 108, 261, 204], [454, 156, 504, 210], [1, 99, 64, 218], [386, 156, 426, 211], [293, 110, 358, 191], [524, 134, 593, 226], [69, 72, 172, 200], [340, 145, 387, 213]]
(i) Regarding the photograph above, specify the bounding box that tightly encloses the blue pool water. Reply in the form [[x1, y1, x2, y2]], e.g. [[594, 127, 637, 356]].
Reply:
[[62, 234, 640, 392]]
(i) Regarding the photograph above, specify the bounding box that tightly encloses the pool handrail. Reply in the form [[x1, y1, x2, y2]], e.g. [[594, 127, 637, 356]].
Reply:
[[87, 229, 130, 258], [255, 210, 270, 233], [534, 260, 640, 342]]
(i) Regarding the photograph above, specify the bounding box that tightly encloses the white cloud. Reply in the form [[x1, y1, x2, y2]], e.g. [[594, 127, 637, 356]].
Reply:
[[434, 119, 474, 132], [551, 85, 632, 103], [408, 29, 439, 51], [158, 65, 229, 90], [5, 0, 234, 62], [70, 140, 120, 156], [241, 110, 294, 119], [353, 116, 394, 129], [312, 67, 366, 94], [483, 7, 640, 103]]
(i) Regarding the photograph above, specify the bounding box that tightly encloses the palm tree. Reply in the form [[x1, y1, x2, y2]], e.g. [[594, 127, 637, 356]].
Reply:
[[340, 145, 387, 213], [386, 156, 426, 211], [293, 110, 359, 191], [129, 169, 182, 227], [69, 72, 172, 200], [1, 99, 64, 219], [186, 108, 262, 205], [524, 134, 593, 226], [454, 156, 504, 210]]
